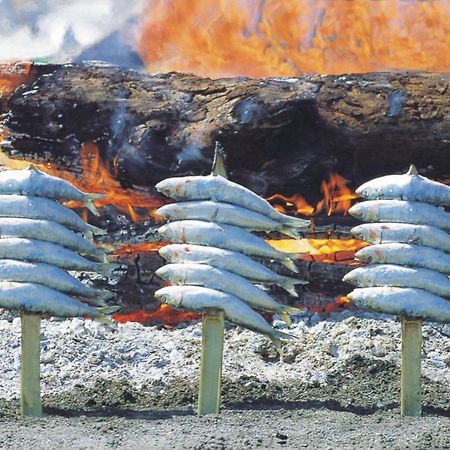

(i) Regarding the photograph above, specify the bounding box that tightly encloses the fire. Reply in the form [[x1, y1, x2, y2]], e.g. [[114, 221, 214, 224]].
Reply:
[[0, 142, 166, 222], [112, 242, 168, 257], [310, 296, 351, 314], [137, 0, 450, 78], [267, 173, 358, 217], [113, 304, 200, 327], [267, 238, 368, 265]]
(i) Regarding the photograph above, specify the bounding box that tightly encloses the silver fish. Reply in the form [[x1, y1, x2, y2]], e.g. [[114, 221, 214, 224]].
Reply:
[[0, 260, 113, 305], [155, 174, 309, 228], [156, 201, 305, 238], [0, 238, 116, 276], [351, 223, 450, 254], [0, 217, 107, 261], [158, 220, 298, 273], [343, 264, 450, 298], [355, 243, 450, 274], [348, 286, 450, 323], [349, 200, 450, 231], [155, 263, 301, 325], [155, 285, 295, 351], [158, 244, 306, 296], [356, 165, 450, 207], [0, 195, 105, 238], [0, 281, 117, 320], [0, 165, 105, 214]]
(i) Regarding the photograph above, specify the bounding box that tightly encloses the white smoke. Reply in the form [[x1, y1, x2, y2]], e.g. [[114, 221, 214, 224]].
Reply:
[[0, 0, 147, 62]]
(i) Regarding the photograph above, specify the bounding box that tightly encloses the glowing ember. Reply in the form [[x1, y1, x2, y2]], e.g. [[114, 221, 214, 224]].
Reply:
[[267, 173, 358, 217], [138, 0, 450, 78], [310, 296, 351, 314], [267, 238, 368, 264], [112, 242, 169, 256], [113, 304, 200, 327]]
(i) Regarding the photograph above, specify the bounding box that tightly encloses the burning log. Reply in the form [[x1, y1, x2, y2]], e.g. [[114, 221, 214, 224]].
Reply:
[[1, 63, 449, 195], [0, 62, 448, 317]]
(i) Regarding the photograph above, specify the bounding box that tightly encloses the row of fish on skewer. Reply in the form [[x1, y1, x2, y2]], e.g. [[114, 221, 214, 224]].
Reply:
[[344, 165, 450, 322], [0, 165, 117, 321], [153, 168, 311, 350]]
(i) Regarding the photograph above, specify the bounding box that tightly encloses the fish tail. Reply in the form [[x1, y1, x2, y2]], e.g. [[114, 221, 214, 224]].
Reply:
[[281, 258, 299, 273], [99, 305, 121, 315], [277, 276, 307, 297], [79, 297, 109, 307], [85, 199, 100, 216], [88, 224, 107, 236], [279, 312, 292, 327], [282, 216, 310, 229], [86, 193, 107, 201], [97, 289, 115, 301], [280, 227, 303, 239], [90, 248, 108, 263], [269, 329, 296, 355], [97, 263, 120, 277]]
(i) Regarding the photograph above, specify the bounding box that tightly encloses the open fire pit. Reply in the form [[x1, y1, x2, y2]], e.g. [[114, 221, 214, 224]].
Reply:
[[0, 62, 448, 325], [0, 0, 449, 446]]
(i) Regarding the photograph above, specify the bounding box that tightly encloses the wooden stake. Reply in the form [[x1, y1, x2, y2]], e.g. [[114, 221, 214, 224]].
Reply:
[[20, 312, 42, 417], [401, 318, 422, 417], [198, 309, 225, 416]]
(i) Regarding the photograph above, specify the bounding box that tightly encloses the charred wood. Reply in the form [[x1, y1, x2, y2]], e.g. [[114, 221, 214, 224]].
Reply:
[[1, 63, 449, 199]]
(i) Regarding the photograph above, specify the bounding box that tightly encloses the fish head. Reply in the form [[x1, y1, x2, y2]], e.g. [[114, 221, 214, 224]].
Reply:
[[154, 287, 182, 308], [342, 270, 357, 285], [155, 266, 170, 281], [354, 247, 378, 264], [155, 178, 188, 199], [158, 245, 173, 260], [157, 224, 170, 239], [355, 181, 381, 200], [156, 203, 183, 220], [350, 224, 367, 241], [348, 203, 368, 221]]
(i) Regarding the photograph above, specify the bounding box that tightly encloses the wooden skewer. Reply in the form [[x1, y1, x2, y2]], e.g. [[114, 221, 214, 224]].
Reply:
[[400, 318, 422, 417], [197, 309, 225, 416], [20, 312, 42, 417]]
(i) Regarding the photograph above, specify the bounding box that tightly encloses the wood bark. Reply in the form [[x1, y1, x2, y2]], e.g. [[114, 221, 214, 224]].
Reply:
[[1, 63, 448, 311]]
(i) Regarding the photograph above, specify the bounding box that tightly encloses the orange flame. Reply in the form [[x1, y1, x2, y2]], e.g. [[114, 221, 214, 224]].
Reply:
[[138, 0, 450, 78], [310, 296, 351, 314], [267, 238, 368, 264], [113, 304, 200, 327], [0, 142, 166, 222], [267, 173, 358, 217]]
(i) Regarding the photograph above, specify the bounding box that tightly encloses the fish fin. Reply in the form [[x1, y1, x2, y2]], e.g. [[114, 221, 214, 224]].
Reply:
[[282, 216, 310, 229], [211, 142, 228, 178], [279, 312, 292, 327], [278, 276, 307, 296], [407, 164, 418, 176], [84, 199, 100, 216], [270, 329, 296, 355], [281, 258, 299, 273], [26, 163, 40, 172], [88, 224, 107, 236], [97, 263, 120, 277], [89, 248, 108, 263], [86, 193, 107, 201], [284, 306, 302, 315], [280, 227, 303, 239], [99, 305, 121, 315], [79, 297, 108, 307], [97, 289, 115, 301]]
